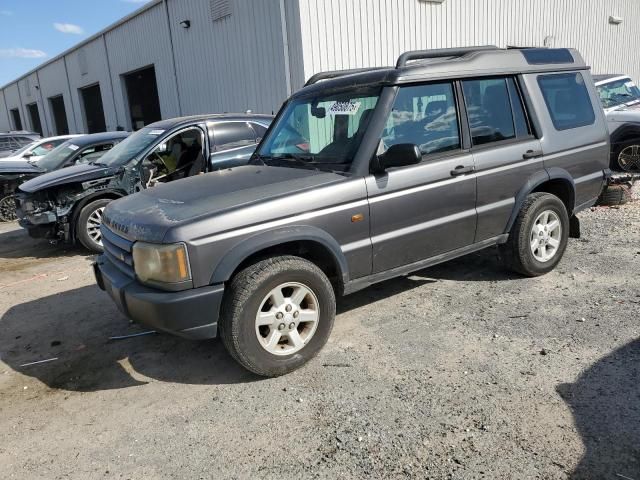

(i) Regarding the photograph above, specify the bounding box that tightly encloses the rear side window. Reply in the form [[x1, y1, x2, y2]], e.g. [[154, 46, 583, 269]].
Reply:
[[538, 73, 595, 131], [250, 122, 268, 141], [462, 77, 532, 146], [213, 122, 257, 151]]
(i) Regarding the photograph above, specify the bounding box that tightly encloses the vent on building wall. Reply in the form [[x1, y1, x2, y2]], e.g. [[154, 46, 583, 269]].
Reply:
[[210, 0, 232, 22], [78, 49, 89, 75]]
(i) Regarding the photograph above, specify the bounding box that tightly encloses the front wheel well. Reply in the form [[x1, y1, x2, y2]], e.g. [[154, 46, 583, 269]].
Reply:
[[230, 240, 343, 292], [70, 192, 123, 238]]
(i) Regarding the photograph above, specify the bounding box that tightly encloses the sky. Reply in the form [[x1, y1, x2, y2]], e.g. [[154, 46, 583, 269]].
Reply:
[[0, 0, 153, 86]]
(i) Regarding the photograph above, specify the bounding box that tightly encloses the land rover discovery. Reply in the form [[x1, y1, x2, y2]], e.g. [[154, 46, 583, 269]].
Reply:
[[94, 47, 610, 376]]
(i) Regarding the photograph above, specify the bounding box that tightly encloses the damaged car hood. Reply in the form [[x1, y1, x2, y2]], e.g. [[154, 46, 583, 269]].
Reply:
[[0, 159, 42, 175], [18, 163, 114, 193], [103, 165, 345, 242]]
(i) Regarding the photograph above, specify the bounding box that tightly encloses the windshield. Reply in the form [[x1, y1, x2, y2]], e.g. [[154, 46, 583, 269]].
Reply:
[[36, 141, 80, 172], [256, 87, 381, 173], [96, 128, 162, 167], [597, 77, 640, 108]]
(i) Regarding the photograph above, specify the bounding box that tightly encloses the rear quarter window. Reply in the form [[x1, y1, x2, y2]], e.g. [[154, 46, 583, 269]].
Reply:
[[537, 73, 595, 131]]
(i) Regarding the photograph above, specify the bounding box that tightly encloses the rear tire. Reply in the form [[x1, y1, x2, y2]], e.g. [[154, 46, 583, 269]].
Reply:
[[76, 199, 111, 253], [500, 192, 569, 277], [219, 255, 336, 377]]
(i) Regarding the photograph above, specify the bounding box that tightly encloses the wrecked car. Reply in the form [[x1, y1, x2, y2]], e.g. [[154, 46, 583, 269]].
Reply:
[[94, 47, 609, 377], [1, 132, 125, 222], [16, 114, 272, 252], [594, 74, 640, 172]]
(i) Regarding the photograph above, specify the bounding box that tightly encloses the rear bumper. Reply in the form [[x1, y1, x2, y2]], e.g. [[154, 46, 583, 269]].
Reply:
[[94, 257, 223, 340]]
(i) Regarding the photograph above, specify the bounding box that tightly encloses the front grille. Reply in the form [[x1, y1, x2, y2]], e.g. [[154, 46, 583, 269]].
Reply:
[[101, 225, 135, 279]]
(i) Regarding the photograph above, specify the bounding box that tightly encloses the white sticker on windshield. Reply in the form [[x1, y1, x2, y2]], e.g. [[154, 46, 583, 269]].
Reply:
[[328, 101, 361, 116], [68, 144, 79, 151], [149, 129, 165, 136], [625, 81, 636, 89]]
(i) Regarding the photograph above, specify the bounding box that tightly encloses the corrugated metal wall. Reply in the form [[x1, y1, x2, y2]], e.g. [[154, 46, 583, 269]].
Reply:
[[65, 37, 118, 132], [167, 0, 292, 115], [36, 58, 77, 134], [296, 0, 640, 86], [2, 0, 639, 134], [104, 2, 180, 129]]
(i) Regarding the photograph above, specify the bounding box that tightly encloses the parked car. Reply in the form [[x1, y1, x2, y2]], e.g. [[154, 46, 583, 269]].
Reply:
[[16, 114, 272, 251], [1, 134, 84, 163], [0, 131, 41, 158], [594, 74, 640, 172], [1, 132, 128, 222], [94, 47, 609, 376]]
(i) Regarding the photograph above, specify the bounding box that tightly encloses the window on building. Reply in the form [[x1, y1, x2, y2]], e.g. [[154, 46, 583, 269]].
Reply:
[[382, 82, 461, 156], [213, 122, 257, 151], [538, 73, 595, 131]]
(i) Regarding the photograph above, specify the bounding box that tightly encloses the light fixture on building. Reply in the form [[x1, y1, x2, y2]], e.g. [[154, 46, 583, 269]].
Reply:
[[179, 20, 191, 28], [609, 16, 623, 25]]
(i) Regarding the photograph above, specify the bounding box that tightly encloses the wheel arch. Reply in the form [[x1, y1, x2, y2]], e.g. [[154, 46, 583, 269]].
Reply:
[[504, 169, 576, 234], [210, 226, 350, 290], [610, 123, 640, 151], [70, 190, 126, 241]]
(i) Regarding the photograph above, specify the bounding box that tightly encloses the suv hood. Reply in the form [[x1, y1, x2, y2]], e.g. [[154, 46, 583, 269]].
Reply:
[[103, 165, 345, 242], [19, 163, 112, 194], [606, 101, 640, 121], [0, 159, 42, 175]]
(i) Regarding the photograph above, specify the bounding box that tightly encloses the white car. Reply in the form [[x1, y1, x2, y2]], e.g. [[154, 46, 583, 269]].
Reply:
[[2, 134, 83, 162]]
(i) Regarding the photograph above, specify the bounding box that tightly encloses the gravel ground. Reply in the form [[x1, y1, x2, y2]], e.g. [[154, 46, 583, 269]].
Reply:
[[0, 185, 638, 480]]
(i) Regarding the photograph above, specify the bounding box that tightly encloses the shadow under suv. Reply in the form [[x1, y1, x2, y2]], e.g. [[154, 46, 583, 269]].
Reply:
[[95, 47, 610, 377]]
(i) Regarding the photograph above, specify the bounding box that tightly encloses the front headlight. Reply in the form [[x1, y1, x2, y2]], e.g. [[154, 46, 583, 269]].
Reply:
[[132, 242, 191, 285]]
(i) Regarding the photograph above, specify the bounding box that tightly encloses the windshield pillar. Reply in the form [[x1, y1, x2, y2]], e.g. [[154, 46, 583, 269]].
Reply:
[[350, 86, 399, 177]]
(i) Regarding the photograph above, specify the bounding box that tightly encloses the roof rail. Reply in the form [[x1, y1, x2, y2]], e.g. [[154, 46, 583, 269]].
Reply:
[[395, 45, 498, 68], [305, 67, 389, 86]]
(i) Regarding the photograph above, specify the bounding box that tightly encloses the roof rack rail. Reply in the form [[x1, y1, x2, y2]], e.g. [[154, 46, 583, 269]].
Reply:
[[395, 45, 498, 68], [305, 67, 389, 86]]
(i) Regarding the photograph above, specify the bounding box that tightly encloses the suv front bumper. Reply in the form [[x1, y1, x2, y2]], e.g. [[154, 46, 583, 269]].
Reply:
[[94, 257, 222, 340]]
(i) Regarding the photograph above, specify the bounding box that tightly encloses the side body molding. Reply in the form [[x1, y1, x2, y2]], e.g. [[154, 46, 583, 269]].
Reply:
[[210, 225, 350, 285]]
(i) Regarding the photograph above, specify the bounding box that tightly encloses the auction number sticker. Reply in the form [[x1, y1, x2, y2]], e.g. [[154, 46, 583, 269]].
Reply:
[[149, 129, 165, 135], [328, 101, 361, 116], [68, 144, 79, 151]]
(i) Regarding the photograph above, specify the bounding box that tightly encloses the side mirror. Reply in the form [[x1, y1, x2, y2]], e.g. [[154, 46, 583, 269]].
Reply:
[[22, 151, 34, 158], [378, 143, 422, 171]]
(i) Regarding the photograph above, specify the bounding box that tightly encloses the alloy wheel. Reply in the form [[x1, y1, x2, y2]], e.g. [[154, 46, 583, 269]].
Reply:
[[255, 282, 320, 356], [618, 145, 640, 171], [86, 207, 105, 246], [530, 210, 562, 263]]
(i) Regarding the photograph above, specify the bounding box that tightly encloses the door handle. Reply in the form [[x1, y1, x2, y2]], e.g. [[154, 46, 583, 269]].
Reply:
[[523, 149, 543, 159], [450, 165, 475, 176]]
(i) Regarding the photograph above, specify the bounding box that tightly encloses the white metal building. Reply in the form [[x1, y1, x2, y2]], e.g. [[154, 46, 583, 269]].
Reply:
[[1, 0, 638, 136]]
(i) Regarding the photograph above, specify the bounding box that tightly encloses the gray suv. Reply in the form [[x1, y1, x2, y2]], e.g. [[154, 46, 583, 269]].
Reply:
[[94, 47, 609, 376]]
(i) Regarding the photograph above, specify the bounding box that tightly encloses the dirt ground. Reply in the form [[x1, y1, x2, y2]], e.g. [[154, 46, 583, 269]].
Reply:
[[0, 187, 638, 480]]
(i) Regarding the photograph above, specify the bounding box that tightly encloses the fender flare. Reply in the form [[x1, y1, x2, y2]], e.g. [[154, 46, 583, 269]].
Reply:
[[210, 225, 350, 285], [610, 123, 640, 152], [503, 168, 576, 234]]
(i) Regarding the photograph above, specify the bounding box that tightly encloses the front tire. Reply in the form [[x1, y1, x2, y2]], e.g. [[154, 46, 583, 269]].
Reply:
[[76, 199, 111, 253], [612, 142, 640, 172], [219, 256, 336, 377], [501, 192, 569, 277]]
